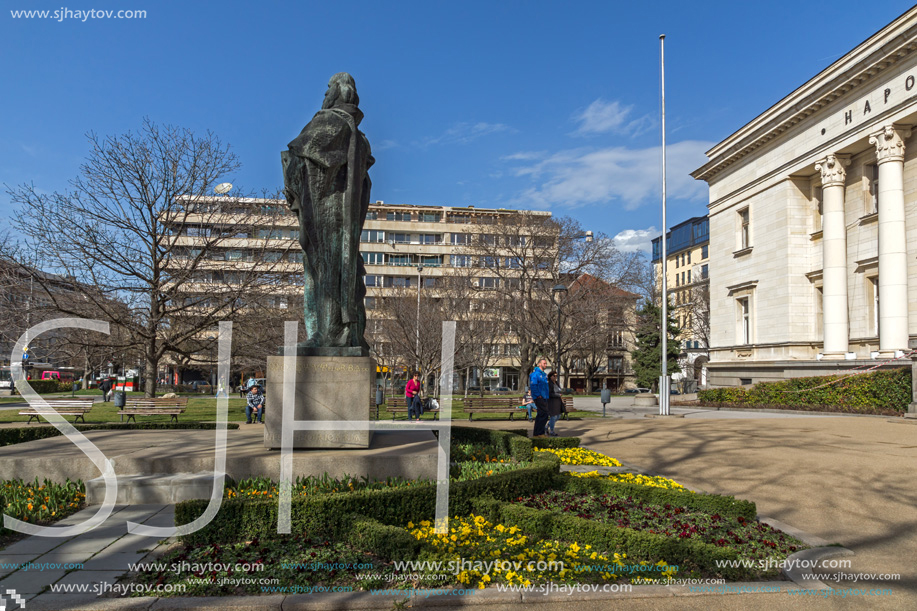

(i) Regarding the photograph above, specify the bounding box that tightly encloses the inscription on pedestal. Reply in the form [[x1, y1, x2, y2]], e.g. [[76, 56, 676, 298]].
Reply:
[[264, 355, 375, 449]]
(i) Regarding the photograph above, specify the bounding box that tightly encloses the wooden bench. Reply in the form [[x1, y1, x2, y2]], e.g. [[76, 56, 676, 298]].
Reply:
[[385, 396, 440, 421], [464, 395, 574, 421], [464, 396, 525, 421], [19, 399, 95, 424], [118, 397, 188, 423]]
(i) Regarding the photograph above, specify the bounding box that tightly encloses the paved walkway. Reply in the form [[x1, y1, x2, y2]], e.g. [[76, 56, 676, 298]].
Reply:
[[0, 504, 173, 609], [0, 410, 914, 609]]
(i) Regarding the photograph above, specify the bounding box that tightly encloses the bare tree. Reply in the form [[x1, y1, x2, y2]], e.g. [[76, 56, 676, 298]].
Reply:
[[459, 213, 643, 386], [8, 119, 292, 396]]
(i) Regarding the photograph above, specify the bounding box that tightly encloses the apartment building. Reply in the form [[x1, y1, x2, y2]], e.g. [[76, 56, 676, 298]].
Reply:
[[162, 197, 555, 389], [651, 216, 710, 387]]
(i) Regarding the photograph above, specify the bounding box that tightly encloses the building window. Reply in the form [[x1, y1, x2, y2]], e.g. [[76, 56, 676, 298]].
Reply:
[[420, 255, 441, 267], [867, 276, 879, 336], [868, 164, 879, 214], [450, 255, 472, 268], [390, 233, 411, 244], [700, 264, 708, 280], [364, 297, 375, 310], [361, 229, 384, 243], [365, 275, 381, 287], [609, 356, 624, 372], [447, 213, 472, 223], [815, 286, 823, 341], [365, 211, 378, 221], [481, 256, 499, 268], [450, 233, 470, 245], [738, 207, 750, 249], [675, 255, 679, 269], [687, 251, 691, 264], [388, 254, 412, 266], [362, 252, 384, 265], [420, 212, 441, 223], [420, 234, 442, 244], [675, 273, 679, 287], [386, 211, 412, 222], [813, 186, 823, 232], [479, 277, 499, 289], [686, 270, 691, 284], [737, 297, 752, 345], [385, 276, 412, 288], [702, 245, 708, 259]]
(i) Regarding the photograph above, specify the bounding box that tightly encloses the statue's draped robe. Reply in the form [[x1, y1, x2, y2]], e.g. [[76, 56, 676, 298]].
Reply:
[[282, 103, 373, 350]]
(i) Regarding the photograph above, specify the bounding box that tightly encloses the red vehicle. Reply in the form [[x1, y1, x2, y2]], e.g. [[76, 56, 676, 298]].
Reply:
[[41, 370, 76, 384]]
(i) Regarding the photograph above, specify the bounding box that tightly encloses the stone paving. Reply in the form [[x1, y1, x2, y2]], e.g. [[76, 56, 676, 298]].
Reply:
[[0, 504, 172, 609]]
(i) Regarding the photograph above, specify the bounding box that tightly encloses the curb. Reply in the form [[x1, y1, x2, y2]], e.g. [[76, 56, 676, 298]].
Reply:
[[671, 403, 902, 419], [779, 546, 855, 590]]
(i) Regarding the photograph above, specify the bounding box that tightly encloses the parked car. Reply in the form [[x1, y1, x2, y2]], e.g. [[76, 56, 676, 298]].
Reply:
[[467, 386, 483, 393], [488, 386, 511, 394], [624, 387, 651, 394]]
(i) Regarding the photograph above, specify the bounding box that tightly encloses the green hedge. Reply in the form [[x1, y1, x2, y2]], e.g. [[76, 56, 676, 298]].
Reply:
[[483, 501, 752, 580], [450, 426, 533, 461], [0, 423, 240, 447], [531, 437, 580, 449], [175, 452, 561, 546], [343, 515, 420, 561], [558, 475, 756, 520], [697, 368, 911, 413]]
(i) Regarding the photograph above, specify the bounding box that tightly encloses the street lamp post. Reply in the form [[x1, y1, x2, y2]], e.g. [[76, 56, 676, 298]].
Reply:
[[416, 265, 423, 374], [551, 284, 568, 387]]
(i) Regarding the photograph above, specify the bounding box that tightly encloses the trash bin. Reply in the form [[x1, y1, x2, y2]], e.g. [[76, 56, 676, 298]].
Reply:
[[114, 391, 127, 408]]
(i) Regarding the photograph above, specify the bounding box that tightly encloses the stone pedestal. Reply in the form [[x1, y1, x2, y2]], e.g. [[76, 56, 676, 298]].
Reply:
[[264, 355, 374, 449]]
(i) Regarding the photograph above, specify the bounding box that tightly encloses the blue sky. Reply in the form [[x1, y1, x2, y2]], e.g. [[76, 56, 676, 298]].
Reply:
[[2, 0, 915, 254]]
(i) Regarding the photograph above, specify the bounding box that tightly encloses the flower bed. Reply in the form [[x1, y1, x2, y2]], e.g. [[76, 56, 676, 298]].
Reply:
[[534, 447, 622, 467], [409, 514, 676, 588], [0, 478, 86, 543], [569, 471, 690, 491], [150, 427, 803, 592], [520, 490, 805, 571]]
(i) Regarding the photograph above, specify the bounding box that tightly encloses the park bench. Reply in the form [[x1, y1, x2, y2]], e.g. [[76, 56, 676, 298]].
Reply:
[[385, 396, 440, 421], [463, 395, 574, 421], [19, 398, 95, 424], [118, 397, 188, 423], [464, 396, 525, 421]]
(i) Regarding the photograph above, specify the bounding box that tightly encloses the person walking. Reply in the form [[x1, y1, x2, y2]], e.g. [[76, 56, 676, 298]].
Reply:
[[547, 370, 563, 437], [529, 358, 550, 437], [405, 372, 422, 423], [98, 377, 113, 402], [245, 383, 265, 424]]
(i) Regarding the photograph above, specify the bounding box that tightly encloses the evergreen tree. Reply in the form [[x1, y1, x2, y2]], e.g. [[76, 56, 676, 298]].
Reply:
[[632, 300, 681, 390]]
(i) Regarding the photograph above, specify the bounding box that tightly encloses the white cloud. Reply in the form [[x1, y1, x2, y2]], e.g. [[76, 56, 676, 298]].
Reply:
[[506, 140, 713, 210], [613, 226, 659, 253], [572, 99, 656, 137], [421, 122, 514, 147]]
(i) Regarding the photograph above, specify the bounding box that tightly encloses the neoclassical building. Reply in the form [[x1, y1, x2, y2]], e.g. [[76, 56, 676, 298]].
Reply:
[[691, 8, 917, 386]]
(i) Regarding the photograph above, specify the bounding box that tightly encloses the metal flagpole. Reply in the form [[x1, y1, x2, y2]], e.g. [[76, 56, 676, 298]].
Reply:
[[659, 34, 670, 416]]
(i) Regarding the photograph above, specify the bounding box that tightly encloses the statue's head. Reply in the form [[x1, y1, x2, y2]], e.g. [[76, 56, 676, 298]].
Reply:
[[323, 73, 359, 109]]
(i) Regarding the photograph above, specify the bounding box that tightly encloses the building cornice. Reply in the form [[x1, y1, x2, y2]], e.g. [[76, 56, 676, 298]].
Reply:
[[692, 7, 917, 183]]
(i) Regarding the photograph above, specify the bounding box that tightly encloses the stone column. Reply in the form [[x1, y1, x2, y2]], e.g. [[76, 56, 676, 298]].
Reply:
[[815, 154, 851, 359], [869, 125, 911, 358]]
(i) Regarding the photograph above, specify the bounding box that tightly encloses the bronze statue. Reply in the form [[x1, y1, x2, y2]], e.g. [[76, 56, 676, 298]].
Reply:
[[282, 73, 373, 354]]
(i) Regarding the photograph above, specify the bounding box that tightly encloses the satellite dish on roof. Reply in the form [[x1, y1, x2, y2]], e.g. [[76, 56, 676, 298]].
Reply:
[[214, 182, 233, 195]]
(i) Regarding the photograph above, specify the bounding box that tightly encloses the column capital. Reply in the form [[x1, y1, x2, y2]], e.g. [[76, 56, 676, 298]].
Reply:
[[869, 124, 912, 164], [815, 154, 851, 188]]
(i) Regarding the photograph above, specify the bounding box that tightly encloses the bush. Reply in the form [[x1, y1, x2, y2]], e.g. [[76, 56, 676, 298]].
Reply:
[[531, 436, 581, 449], [175, 452, 561, 546], [451, 426, 533, 461], [698, 368, 911, 413], [0, 423, 240, 447], [344, 515, 420, 561], [22, 380, 59, 394], [558, 475, 756, 519]]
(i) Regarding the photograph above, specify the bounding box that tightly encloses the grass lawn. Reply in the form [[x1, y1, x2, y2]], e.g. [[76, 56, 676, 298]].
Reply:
[[0, 396, 599, 424]]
